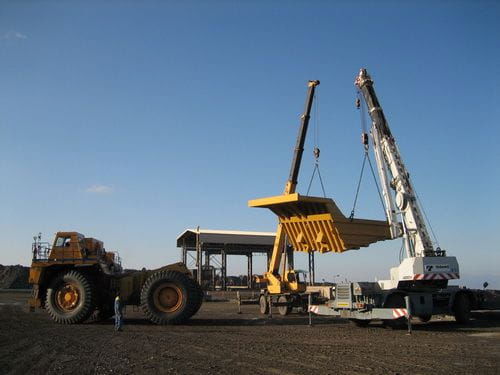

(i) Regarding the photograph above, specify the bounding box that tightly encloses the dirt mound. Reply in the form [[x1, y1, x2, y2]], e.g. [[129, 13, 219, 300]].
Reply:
[[0, 265, 30, 289]]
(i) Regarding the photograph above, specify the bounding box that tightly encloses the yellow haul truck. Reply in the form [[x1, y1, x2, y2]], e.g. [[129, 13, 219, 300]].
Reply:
[[29, 232, 203, 324]]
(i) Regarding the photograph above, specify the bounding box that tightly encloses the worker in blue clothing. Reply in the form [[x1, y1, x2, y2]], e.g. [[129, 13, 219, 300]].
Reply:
[[114, 295, 123, 331]]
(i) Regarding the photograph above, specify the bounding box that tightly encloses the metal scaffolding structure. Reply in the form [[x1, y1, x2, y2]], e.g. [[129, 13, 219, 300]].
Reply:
[[176, 229, 275, 290]]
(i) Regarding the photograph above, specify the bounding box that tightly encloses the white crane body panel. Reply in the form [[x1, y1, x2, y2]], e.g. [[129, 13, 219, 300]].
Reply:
[[379, 256, 460, 290]]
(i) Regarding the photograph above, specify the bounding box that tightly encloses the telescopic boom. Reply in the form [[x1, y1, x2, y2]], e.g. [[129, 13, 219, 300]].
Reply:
[[284, 80, 320, 195], [355, 68, 435, 258]]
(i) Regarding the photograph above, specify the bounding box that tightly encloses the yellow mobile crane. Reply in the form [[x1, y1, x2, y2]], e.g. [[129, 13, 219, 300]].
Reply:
[[250, 80, 391, 314], [255, 80, 320, 298]]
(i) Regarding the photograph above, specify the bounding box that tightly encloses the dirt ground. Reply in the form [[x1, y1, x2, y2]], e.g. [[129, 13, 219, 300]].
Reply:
[[1, 291, 499, 375]]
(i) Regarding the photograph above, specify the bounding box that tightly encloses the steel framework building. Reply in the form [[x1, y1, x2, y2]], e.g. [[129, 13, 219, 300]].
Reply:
[[176, 229, 275, 290]]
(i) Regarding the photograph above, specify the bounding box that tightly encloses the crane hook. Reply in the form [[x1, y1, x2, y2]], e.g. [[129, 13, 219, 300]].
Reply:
[[361, 132, 369, 151], [313, 147, 320, 160]]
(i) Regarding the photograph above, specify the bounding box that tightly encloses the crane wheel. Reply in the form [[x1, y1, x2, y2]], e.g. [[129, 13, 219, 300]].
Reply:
[[453, 293, 471, 324], [278, 296, 292, 316], [45, 270, 95, 324], [140, 270, 201, 325], [259, 295, 269, 314], [383, 293, 407, 329]]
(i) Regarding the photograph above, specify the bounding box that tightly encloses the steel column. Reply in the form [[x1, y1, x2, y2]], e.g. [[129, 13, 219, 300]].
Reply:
[[308, 251, 315, 286], [221, 248, 227, 291], [311, 251, 315, 285], [196, 228, 202, 286], [247, 254, 253, 289], [182, 242, 187, 265]]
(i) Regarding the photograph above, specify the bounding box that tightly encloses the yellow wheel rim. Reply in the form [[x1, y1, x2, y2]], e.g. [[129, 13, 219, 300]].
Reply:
[[153, 283, 183, 313], [55, 283, 80, 311]]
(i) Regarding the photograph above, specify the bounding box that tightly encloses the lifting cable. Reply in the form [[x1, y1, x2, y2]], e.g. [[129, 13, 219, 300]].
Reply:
[[349, 152, 368, 219], [349, 92, 386, 220], [306, 92, 327, 197], [414, 189, 441, 248], [306, 147, 327, 197], [366, 154, 387, 220]]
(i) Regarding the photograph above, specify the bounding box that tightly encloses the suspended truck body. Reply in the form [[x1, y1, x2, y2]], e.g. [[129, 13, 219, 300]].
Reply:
[[29, 232, 203, 324]]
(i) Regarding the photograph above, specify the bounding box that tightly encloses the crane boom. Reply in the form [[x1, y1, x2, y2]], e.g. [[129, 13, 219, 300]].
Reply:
[[355, 69, 433, 258], [285, 80, 320, 195]]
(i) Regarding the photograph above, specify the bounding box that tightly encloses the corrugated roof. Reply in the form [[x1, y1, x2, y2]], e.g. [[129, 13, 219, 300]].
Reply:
[[176, 228, 276, 249]]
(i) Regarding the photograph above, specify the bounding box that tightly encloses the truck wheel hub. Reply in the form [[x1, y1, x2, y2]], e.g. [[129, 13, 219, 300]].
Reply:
[[153, 283, 182, 313], [56, 284, 79, 311]]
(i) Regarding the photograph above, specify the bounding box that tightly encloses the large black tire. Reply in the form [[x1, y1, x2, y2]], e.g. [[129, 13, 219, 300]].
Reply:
[[184, 276, 204, 319], [453, 293, 471, 324], [278, 295, 292, 316], [383, 293, 407, 329], [45, 270, 95, 324], [140, 270, 201, 325], [259, 295, 269, 314]]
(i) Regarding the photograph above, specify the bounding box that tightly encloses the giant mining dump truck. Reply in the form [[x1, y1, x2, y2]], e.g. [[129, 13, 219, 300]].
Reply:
[[29, 232, 203, 324]]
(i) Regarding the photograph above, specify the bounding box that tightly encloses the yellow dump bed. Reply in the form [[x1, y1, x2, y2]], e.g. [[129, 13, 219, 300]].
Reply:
[[249, 193, 391, 253]]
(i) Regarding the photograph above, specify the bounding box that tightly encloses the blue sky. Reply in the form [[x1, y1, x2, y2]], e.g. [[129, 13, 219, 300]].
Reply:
[[1, 1, 499, 288]]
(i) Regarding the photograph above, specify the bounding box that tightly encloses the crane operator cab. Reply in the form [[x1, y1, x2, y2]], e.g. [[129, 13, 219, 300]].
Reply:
[[283, 269, 307, 292]]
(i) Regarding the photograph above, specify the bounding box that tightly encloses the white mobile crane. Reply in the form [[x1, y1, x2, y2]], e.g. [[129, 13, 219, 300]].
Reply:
[[308, 69, 498, 326], [356, 68, 460, 291]]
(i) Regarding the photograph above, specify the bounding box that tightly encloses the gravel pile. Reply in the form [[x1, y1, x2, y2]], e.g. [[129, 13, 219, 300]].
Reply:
[[0, 265, 30, 289]]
